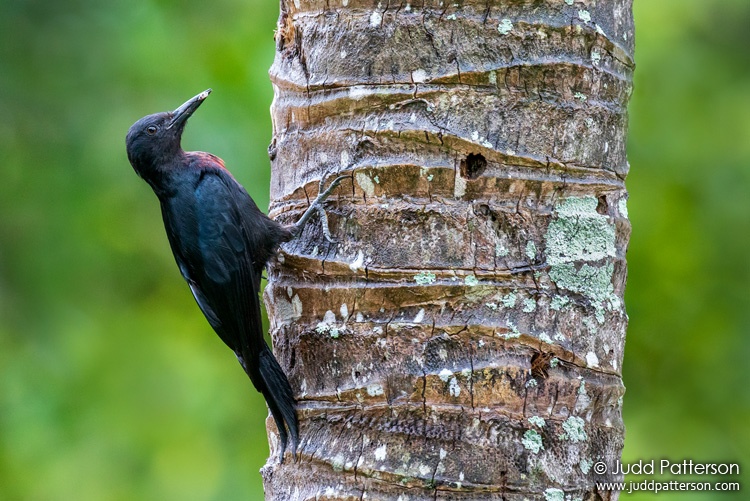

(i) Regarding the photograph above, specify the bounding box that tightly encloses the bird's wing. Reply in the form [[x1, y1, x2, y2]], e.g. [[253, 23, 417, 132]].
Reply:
[[181, 166, 299, 456], [189, 169, 266, 359]]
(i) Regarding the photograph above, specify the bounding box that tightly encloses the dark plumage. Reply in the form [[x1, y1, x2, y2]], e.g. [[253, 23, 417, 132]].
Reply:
[[125, 90, 345, 461]]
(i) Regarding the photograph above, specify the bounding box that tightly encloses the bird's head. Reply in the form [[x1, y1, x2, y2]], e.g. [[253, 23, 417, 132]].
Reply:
[[126, 89, 211, 178]]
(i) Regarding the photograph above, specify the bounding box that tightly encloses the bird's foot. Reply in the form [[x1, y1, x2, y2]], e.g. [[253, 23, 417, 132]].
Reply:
[[288, 173, 351, 242]]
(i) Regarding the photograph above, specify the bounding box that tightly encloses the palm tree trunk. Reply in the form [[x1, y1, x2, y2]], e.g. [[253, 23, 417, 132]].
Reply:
[[264, 0, 633, 499]]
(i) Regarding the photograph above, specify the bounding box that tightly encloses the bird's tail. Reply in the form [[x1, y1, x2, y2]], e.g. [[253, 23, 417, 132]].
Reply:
[[255, 343, 298, 462]]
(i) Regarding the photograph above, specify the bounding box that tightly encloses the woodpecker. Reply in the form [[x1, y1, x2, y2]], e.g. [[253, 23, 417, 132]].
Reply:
[[125, 89, 346, 461]]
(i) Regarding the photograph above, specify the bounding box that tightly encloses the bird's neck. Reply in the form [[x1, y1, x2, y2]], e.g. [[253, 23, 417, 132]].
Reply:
[[133, 149, 187, 198]]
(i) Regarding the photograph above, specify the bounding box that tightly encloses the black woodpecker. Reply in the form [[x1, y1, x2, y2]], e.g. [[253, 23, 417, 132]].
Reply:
[[125, 89, 347, 461]]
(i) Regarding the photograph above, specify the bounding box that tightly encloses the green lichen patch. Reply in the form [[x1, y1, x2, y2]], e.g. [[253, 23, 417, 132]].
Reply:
[[528, 416, 546, 428], [545, 197, 615, 265], [548, 263, 618, 323], [464, 275, 479, 287], [544, 197, 620, 322], [562, 416, 588, 443], [500, 292, 517, 308], [549, 295, 571, 311], [522, 429, 544, 453], [315, 310, 342, 338], [499, 320, 521, 340], [549, 262, 614, 299], [498, 18, 513, 35], [495, 243, 509, 257], [414, 271, 437, 285], [522, 298, 537, 312], [525, 241, 537, 260], [544, 488, 565, 501]]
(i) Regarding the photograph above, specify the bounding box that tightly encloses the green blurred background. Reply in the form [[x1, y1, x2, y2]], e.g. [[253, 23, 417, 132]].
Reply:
[[0, 0, 747, 499]]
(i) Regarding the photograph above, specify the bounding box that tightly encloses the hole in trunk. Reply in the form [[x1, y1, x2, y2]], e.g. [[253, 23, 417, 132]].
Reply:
[[596, 195, 608, 215], [460, 153, 487, 179]]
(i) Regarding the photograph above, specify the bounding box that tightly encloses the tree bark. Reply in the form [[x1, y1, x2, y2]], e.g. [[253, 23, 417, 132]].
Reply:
[[263, 0, 633, 499]]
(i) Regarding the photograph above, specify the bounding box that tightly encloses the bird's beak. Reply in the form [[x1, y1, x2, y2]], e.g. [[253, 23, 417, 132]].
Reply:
[[168, 89, 212, 130]]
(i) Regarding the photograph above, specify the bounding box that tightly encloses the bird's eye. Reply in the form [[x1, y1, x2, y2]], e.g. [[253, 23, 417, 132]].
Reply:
[[146, 125, 158, 135]]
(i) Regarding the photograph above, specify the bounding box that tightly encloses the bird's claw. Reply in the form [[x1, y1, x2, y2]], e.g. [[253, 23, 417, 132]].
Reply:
[[319, 173, 352, 198], [290, 172, 352, 239]]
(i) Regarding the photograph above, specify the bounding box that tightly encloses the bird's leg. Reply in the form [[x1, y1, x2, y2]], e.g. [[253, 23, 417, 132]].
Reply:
[[316, 206, 333, 242], [288, 174, 351, 241]]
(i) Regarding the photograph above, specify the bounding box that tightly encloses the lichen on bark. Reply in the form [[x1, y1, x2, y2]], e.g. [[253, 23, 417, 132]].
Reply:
[[263, 0, 634, 499]]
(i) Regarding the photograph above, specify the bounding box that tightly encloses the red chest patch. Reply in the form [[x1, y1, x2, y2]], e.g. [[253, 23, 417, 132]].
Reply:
[[188, 151, 226, 170]]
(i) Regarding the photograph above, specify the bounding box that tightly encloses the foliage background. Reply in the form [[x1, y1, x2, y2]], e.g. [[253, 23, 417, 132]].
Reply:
[[0, 0, 747, 499]]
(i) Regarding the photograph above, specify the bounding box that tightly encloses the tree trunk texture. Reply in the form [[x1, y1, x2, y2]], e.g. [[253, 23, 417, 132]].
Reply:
[[263, 0, 633, 499]]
